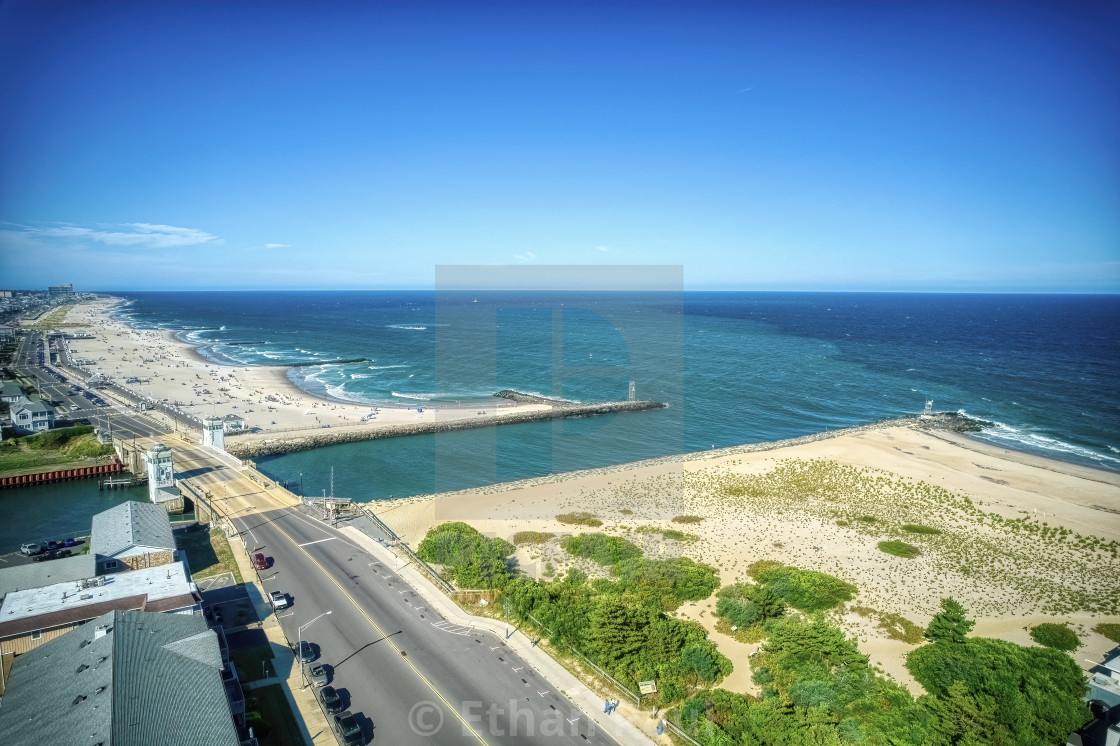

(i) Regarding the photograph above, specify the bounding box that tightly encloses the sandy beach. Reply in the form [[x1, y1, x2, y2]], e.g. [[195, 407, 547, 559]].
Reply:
[[59, 298, 554, 437], [376, 422, 1120, 694]]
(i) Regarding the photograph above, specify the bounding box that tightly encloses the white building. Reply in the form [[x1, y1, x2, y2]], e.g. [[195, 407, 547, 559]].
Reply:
[[202, 415, 225, 451], [222, 413, 246, 433]]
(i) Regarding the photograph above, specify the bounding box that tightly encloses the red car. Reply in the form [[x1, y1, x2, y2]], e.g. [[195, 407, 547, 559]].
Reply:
[[253, 553, 268, 570]]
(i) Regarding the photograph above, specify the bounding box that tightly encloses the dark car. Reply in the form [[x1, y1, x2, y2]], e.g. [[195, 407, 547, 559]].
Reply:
[[319, 686, 344, 714], [297, 640, 315, 663], [332, 711, 362, 745], [253, 553, 268, 570]]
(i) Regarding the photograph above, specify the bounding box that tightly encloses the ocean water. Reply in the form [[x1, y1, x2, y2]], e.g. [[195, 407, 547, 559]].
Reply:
[[109, 291, 1119, 502]]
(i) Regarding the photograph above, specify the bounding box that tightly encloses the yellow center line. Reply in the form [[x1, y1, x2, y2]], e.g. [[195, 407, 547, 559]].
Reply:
[[203, 462, 488, 744]]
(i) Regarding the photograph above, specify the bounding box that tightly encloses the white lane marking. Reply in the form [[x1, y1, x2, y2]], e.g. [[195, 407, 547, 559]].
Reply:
[[298, 537, 337, 547], [431, 621, 472, 635], [276, 611, 294, 618]]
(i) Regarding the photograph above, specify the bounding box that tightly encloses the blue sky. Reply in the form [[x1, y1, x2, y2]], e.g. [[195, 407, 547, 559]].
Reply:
[[0, 0, 1117, 291]]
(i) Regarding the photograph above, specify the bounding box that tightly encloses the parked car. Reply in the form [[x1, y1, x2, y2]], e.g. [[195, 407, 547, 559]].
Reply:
[[305, 662, 328, 687], [269, 591, 289, 610], [297, 640, 315, 663], [253, 553, 268, 570], [332, 711, 363, 745], [319, 685, 344, 714], [20, 543, 42, 556]]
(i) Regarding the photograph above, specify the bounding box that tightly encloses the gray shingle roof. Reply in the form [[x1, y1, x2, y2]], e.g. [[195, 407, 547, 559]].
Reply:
[[90, 501, 175, 559], [1, 381, 23, 398], [0, 609, 240, 746], [12, 399, 52, 414], [0, 553, 96, 600]]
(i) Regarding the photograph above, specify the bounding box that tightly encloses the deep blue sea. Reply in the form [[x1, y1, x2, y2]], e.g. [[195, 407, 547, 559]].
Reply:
[[111, 291, 1120, 502]]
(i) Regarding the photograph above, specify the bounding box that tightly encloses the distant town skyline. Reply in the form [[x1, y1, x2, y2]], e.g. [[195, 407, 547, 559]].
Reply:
[[1, 1, 1117, 292]]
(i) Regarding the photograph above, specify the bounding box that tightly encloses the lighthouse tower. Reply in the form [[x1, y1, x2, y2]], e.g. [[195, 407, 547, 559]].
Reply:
[[202, 415, 225, 451]]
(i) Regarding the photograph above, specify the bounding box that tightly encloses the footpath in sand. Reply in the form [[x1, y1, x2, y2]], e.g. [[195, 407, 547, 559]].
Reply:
[[377, 422, 1120, 695]]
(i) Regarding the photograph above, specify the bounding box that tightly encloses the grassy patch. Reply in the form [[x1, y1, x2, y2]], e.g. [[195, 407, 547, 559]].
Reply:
[[855, 515, 878, 524], [562, 533, 642, 565], [0, 425, 115, 474], [177, 528, 243, 583], [671, 515, 703, 524], [417, 521, 514, 588], [556, 511, 603, 527], [246, 684, 304, 746], [512, 531, 554, 545], [879, 540, 921, 558], [619, 508, 634, 515], [901, 524, 942, 535], [851, 606, 925, 644], [715, 616, 770, 644], [1093, 623, 1120, 644], [634, 525, 698, 542], [231, 645, 275, 683], [1029, 622, 1081, 651]]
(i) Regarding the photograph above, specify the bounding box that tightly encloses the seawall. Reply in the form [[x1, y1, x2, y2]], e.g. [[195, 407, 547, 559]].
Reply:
[[225, 399, 667, 458]]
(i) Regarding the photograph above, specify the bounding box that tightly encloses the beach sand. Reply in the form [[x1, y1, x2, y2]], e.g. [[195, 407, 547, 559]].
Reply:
[[60, 298, 552, 437], [376, 424, 1120, 695]]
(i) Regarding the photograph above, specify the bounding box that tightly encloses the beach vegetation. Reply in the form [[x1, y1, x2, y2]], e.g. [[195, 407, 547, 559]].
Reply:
[[878, 540, 921, 558], [714, 583, 786, 638], [634, 525, 697, 542], [850, 606, 925, 644], [901, 523, 942, 535], [747, 562, 856, 613], [1093, 622, 1120, 644], [674, 601, 1091, 746], [512, 531, 553, 545], [924, 598, 974, 644], [672, 515, 704, 524], [1029, 622, 1081, 651], [555, 511, 603, 527], [417, 521, 514, 588], [562, 533, 642, 565]]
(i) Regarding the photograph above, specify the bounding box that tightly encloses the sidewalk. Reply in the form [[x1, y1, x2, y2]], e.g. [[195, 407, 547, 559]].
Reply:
[[229, 532, 335, 746], [339, 526, 666, 746]]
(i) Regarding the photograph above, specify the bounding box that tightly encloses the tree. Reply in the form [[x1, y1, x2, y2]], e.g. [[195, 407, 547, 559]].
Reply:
[[924, 598, 974, 644]]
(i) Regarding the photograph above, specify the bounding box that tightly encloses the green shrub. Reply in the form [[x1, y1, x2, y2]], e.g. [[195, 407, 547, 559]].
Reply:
[[561, 533, 642, 566], [672, 515, 704, 524], [417, 522, 514, 588], [556, 511, 602, 527], [901, 524, 942, 535], [1030, 623, 1081, 651], [613, 557, 720, 610], [878, 540, 921, 558], [750, 564, 856, 613], [855, 515, 878, 523], [716, 583, 786, 629], [1093, 622, 1120, 644]]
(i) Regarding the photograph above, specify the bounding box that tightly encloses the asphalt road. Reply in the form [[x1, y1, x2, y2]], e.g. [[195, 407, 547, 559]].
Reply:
[[177, 452, 622, 746]]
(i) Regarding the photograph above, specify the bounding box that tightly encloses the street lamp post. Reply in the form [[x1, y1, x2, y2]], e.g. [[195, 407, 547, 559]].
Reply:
[[298, 610, 332, 689]]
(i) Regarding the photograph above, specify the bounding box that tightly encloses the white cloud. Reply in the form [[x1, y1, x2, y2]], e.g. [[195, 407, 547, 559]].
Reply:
[[17, 222, 220, 249], [265, 243, 291, 249], [513, 251, 537, 263], [596, 245, 610, 252]]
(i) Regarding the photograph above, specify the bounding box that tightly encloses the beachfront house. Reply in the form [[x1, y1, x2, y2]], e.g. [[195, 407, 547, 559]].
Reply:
[[0, 609, 242, 744], [10, 399, 55, 434], [222, 413, 246, 433], [90, 500, 177, 574]]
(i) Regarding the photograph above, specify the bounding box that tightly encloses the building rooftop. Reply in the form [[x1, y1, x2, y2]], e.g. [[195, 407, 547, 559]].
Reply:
[[0, 554, 96, 601], [90, 500, 175, 559], [0, 561, 196, 637], [0, 609, 240, 746], [12, 399, 52, 414], [1, 381, 23, 397]]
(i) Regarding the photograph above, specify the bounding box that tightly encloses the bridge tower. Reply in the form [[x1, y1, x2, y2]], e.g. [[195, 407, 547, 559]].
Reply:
[[202, 415, 225, 450], [144, 443, 175, 502]]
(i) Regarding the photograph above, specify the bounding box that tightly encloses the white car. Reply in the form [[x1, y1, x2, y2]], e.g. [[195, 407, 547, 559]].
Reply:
[[269, 591, 290, 610], [70, 405, 79, 411]]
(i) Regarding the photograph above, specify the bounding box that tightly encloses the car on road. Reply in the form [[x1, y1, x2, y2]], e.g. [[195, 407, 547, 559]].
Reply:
[[332, 711, 363, 745], [20, 543, 42, 556], [253, 552, 268, 570], [318, 685, 344, 714], [70, 405, 79, 411], [268, 590, 289, 610], [297, 640, 315, 663], [305, 662, 328, 687]]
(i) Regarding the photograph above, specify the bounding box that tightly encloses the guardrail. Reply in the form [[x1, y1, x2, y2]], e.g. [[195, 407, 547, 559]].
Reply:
[[358, 507, 455, 595]]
